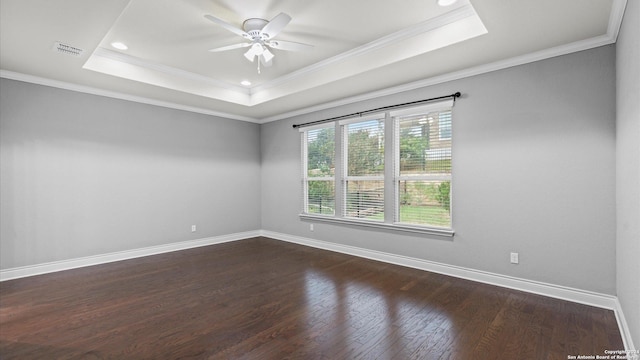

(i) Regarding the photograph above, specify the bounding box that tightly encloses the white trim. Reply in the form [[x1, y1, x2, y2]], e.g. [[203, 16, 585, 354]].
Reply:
[[260, 33, 618, 124], [0, 229, 631, 348], [1, 29, 621, 125], [300, 213, 454, 237], [0, 230, 260, 282], [261, 230, 618, 310], [1, 230, 616, 309], [92, 47, 251, 95], [298, 214, 455, 238], [252, 3, 478, 94], [608, 0, 628, 40], [614, 298, 638, 354], [0, 70, 260, 123], [1, 0, 626, 124], [265, 230, 639, 347]]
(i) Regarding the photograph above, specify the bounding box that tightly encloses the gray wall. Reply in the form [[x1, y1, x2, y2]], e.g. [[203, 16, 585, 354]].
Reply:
[[616, 0, 640, 348], [262, 45, 617, 295], [0, 39, 623, 304], [0, 79, 262, 269]]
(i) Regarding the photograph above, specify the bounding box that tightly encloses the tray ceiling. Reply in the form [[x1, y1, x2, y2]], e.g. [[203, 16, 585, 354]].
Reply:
[[0, 0, 624, 122]]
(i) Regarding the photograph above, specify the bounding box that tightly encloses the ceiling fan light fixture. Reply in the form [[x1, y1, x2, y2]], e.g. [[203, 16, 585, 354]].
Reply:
[[244, 43, 265, 62], [205, 12, 312, 72], [244, 50, 256, 62], [262, 48, 274, 63]]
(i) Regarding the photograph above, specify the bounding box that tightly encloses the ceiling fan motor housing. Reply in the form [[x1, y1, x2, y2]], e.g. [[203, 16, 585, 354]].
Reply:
[[243, 18, 269, 40]]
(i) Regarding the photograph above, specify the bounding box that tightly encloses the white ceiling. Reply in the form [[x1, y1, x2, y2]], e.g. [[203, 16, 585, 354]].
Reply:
[[0, 0, 626, 123]]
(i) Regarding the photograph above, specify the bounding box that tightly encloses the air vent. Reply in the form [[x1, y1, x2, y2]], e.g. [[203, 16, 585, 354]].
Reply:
[[52, 41, 84, 57]]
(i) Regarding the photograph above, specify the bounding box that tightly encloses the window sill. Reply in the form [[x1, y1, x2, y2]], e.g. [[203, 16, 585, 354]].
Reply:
[[299, 214, 455, 238]]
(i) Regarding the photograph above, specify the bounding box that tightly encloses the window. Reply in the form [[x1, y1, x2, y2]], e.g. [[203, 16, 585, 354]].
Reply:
[[394, 108, 452, 228], [438, 111, 452, 140], [300, 99, 454, 236], [302, 125, 335, 216], [343, 117, 385, 220]]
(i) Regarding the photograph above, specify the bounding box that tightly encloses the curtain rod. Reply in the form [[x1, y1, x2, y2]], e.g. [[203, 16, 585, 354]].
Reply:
[[292, 92, 461, 129]]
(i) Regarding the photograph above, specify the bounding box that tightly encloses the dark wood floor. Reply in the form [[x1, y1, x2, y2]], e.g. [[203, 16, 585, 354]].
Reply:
[[0, 237, 623, 359]]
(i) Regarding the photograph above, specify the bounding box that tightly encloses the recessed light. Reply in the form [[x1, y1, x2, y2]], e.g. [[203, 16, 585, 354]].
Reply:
[[241, 80, 251, 86], [437, 0, 458, 6], [110, 42, 128, 50]]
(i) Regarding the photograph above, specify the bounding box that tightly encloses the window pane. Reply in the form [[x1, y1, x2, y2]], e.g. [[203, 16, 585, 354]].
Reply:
[[398, 111, 451, 175], [398, 180, 451, 227], [346, 119, 384, 176], [397, 108, 452, 228], [307, 127, 335, 178], [307, 180, 335, 215], [345, 180, 384, 220]]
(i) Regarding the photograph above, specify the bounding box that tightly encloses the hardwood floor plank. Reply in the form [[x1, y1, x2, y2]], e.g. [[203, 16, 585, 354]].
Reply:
[[0, 237, 623, 359], [432, 284, 511, 360]]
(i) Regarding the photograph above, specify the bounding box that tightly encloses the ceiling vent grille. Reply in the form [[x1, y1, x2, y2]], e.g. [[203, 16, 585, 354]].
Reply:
[[52, 41, 84, 57]]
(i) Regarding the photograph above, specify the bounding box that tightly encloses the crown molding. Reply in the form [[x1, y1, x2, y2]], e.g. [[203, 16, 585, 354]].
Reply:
[[0, 69, 260, 123], [252, 3, 478, 94], [260, 32, 618, 123], [92, 48, 251, 95], [1, 0, 627, 124], [83, 2, 483, 108], [608, 0, 628, 39], [1, 27, 617, 126], [261, 0, 628, 123]]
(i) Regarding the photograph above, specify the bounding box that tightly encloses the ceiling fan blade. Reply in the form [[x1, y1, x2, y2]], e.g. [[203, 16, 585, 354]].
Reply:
[[204, 14, 251, 39], [267, 40, 313, 52], [260, 12, 291, 39], [208, 43, 252, 52]]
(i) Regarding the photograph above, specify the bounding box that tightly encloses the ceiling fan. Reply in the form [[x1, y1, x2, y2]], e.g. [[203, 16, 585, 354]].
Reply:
[[204, 12, 313, 73]]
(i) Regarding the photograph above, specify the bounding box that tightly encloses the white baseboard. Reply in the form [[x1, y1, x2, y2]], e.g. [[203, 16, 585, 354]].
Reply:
[[614, 299, 638, 354], [261, 230, 638, 352], [0, 230, 260, 282], [260, 231, 619, 308], [1, 229, 634, 352]]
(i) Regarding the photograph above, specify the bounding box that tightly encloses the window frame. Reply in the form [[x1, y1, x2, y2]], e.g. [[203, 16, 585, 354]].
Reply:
[[341, 114, 386, 222], [392, 104, 453, 230], [300, 123, 337, 217], [300, 100, 455, 237]]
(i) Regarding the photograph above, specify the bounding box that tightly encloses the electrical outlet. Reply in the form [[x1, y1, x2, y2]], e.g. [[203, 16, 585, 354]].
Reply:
[[310, 224, 314, 232], [510, 252, 519, 264], [191, 225, 196, 232]]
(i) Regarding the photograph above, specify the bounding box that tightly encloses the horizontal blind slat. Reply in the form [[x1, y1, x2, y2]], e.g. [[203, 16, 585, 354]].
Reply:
[[396, 109, 452, 228], [344, 117, 385, 221]]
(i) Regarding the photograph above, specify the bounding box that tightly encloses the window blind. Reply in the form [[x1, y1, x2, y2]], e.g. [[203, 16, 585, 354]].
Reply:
[[299, 94, 458, 236], [301, 125, 335, 216], [394, 105, 452, 228], [343, 117, 385, 220]]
